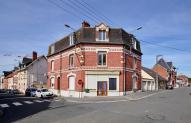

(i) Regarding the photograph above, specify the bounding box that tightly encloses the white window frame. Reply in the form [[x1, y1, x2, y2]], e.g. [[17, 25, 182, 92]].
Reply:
[[69, 54, 74, 68], [50, 77, 55, 89], [98, 30, 106, 41], [69, 34, 74, 46], [51, 60, 54, 72], [97, 51, 107, 66]]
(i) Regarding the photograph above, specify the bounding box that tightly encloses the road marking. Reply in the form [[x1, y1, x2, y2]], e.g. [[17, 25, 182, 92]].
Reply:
[[43, 99, 52, 102], [54, 99, 61, 102], [23, 101, 33, 104], [34, 100, 44, 103], [0, 104, 9, 108], [12, 102, 22, 106]]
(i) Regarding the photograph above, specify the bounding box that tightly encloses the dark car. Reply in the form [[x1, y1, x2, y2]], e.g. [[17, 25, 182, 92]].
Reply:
[[166, 85, 174, 90], [0, 89, 7, 94], [13, 89, 21, 94], [25, 88, 37, 97]]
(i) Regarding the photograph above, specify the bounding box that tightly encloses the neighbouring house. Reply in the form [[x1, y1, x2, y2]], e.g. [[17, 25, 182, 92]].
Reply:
[[142, 67, 167, 89], [2, 71, 13, 89], [153, 58, 177, 87], [176, 74, 189, 87], [141, 67, 156, 91], [0, 75, 4, 89], [16, 52, 48, 93], [47, 21, 142, 97]]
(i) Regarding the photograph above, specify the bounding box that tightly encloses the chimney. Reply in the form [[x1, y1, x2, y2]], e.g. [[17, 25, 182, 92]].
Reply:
[[82, 21, 90, 28], [32, 51, 37, 61]]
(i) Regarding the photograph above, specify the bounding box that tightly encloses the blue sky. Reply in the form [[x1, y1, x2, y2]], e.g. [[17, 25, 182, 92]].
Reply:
[[0, 0, 191, 76]]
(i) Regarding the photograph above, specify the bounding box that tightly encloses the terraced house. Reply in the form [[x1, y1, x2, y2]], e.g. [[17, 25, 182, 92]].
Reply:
[[47, 21, 142, 97]]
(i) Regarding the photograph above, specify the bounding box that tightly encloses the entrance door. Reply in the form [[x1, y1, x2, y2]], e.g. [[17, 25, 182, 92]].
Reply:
[[69, 76, 75, 97], [97, 81, 107, 96], [57, 77, 61, 95]]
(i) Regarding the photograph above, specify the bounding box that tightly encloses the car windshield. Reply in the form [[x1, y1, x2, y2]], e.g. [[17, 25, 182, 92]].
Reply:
[[42, 89, 48, 92], [31, 89, 37, 91]]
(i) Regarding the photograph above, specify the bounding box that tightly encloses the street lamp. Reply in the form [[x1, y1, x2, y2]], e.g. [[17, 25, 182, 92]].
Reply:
[[156, 55, 163, 91]]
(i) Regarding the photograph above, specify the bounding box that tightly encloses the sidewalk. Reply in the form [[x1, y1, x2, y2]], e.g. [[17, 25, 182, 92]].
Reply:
[[61, 90, 166, 103]]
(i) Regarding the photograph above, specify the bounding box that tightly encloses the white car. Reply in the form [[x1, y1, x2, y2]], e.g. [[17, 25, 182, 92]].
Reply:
[[36, 89, 54, 98]]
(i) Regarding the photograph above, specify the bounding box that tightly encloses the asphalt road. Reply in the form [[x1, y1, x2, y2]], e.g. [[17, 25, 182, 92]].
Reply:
[[1, 87, 191, 123]]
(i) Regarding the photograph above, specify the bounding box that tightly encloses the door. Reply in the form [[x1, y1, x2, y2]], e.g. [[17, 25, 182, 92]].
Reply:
[[57, 77, 61, 94], [132, 77, 137, 90], [69, 76, 75, 96], [97, 81, 107, 96]]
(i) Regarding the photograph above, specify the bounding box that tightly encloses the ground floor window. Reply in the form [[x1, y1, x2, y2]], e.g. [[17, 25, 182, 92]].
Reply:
[[109, 78, 116, 90]]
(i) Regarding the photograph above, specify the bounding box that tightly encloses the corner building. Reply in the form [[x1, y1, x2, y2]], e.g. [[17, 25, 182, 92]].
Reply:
[[47, 22, 142, 97]]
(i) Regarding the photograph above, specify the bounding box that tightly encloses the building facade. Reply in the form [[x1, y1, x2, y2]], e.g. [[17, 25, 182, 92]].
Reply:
[[141, 68, 156, 91], [153, 58, 177, 87], [16, 53, 48, 93], [47, 22, 142, 97]]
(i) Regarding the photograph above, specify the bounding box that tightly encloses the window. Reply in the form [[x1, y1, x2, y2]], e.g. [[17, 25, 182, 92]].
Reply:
[[98, 51, 106, 66], [69, 34, 74, 45], [109, 78, 117, 90], [132, 38, 137, 49], [51, 60, 54, 71], [50, 45, 55, 54], [50, 77, 55, 88], [69, 54, 74, 67], [99, 30, 106, 41], [133, 58, 137, 69]]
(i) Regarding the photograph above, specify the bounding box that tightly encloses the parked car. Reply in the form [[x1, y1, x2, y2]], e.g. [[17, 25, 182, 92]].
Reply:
[[166, 85, 174, 90], [0, 89, 7, 94], [36, 89, 53, 98], [25, 88, 37, 97], [13, 89, 21, 94]]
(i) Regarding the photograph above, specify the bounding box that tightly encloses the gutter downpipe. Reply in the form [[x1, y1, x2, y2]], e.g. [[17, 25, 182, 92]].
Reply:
[[123, 46, 126, 96]]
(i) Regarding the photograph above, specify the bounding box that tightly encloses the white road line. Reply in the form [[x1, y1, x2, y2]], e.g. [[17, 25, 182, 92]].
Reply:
[[12, 102, 22, 106], [34, 100, 44, 103], [54, 99, 61, 102], [0, 104, 9, 108], [43, 99, 52, 102], [23, 101, 33, 104]]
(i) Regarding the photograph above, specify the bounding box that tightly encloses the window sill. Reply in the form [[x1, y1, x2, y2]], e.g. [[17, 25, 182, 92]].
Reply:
[[97, 65, 108, 68]]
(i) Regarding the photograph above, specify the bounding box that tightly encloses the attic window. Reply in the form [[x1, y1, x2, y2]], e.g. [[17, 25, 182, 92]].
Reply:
[[69, 34, 74, 46], [50, 45, 55, 54], [132, 38, 137, 50], [99, 30, 106, 41]]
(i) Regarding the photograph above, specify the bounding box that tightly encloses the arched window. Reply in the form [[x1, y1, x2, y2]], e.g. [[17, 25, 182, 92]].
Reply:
[[51, 60, 54, 71]]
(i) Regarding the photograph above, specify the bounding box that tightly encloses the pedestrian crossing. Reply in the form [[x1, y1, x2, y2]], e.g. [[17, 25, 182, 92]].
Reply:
[[0, 99, 56, 108]]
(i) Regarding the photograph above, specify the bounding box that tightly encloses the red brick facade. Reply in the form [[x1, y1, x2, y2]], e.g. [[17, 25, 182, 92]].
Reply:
[[47, 44, 142, 97]]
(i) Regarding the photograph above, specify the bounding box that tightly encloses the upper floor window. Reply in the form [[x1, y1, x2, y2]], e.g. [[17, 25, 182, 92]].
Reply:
[[133, 58, 137, 69], [98, 51, 106, 66], [99, 30, 106, 41], [69, 54, 74, 67], [51, 60, 54, 71], [69, 34, 74, 46]]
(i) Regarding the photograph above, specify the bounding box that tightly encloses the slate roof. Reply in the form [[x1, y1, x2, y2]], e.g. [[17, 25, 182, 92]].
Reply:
[[157, 58, 170, 70], [48, 26, 141, 56], [142, 67, 167, 81]]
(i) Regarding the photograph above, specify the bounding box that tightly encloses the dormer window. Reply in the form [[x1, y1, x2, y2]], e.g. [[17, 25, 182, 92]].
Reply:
[[96, 23, 109, 42], [99, 30, 106, 41], [69, 34, 74, 46], [132, 38, 137, 50], [50, 45, 55, 54]]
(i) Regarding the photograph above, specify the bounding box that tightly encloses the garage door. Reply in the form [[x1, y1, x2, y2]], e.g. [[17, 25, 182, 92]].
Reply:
[[69, 76, 75, 90]]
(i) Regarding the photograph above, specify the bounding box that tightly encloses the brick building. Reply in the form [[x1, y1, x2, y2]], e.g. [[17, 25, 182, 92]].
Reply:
[[153, 58, 177, 87], [47, 22, 142, 97]]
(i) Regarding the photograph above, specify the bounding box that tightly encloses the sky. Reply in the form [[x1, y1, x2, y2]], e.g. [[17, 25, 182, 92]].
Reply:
[[0, 0, 191, 76]]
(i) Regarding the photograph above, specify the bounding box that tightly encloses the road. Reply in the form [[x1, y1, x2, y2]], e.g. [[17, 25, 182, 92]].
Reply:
[[1, 87, 191, 123]]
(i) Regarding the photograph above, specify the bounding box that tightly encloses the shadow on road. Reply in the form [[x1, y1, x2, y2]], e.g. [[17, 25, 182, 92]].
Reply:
[[0, 96, 53, 123]]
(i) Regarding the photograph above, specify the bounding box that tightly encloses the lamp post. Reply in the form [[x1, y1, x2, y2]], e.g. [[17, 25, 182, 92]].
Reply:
[[156, 55, 163, 91]]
